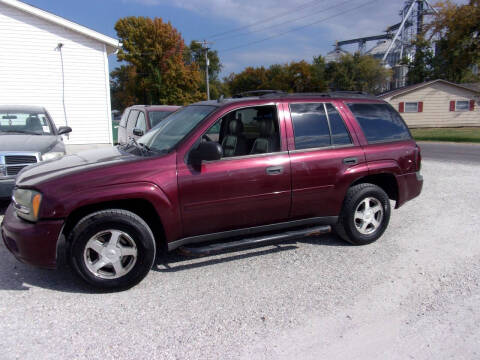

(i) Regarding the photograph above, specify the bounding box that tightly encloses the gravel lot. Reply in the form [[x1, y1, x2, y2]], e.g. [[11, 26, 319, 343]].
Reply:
[[0, 159, 479, 359]]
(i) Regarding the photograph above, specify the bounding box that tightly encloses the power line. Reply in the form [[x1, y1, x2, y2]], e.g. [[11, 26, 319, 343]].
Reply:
[[212, 0, 353, 42], [206, 0, 328, 39], [219, 0, 381, 54]]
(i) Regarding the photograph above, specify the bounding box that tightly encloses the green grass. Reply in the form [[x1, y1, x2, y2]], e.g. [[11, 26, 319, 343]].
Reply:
[[411, 127, 480, 143]]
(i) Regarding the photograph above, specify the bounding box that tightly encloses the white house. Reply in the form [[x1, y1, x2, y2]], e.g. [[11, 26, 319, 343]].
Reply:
[[0, 0, 120, 144], [380, 79, 480, 128]]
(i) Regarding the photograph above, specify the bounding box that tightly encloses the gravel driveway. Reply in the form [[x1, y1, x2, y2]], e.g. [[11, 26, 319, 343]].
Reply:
[[0, 159, 479, 360]]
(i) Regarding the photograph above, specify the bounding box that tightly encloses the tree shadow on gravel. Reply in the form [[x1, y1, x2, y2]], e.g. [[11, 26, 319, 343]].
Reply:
[[0, 247, 95, 293], [0, 231, 347, 293], [154, 233, 347, 273]]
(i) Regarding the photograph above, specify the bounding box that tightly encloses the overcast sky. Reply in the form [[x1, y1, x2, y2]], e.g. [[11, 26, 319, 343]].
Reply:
[[24, 0, 468, 77]]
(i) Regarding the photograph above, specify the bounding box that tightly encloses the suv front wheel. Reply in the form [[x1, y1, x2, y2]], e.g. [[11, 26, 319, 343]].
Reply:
[[69, 209, 156, 290], [335, 183, 391, 245]]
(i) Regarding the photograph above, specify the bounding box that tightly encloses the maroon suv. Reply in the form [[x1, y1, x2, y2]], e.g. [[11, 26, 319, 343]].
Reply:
[[1, 91, 423, 290]]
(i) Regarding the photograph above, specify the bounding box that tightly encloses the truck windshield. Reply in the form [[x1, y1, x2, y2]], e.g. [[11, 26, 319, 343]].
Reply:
[[0, 111, 53, 135], [138, 105, 216, 153]]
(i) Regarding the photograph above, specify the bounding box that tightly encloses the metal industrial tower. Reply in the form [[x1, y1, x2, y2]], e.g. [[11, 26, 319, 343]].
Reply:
[[329, 0, 438, 89], [382, 0, 437, 66]]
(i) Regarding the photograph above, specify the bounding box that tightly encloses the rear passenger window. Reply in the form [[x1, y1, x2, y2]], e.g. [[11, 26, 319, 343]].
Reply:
[[326, 104, 352, 146], [348, 103, 411, 143], [290, 103, 331, 149]]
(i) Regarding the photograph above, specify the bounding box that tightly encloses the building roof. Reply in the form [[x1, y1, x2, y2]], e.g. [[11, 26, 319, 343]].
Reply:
[[325, 48, 350, 63], [366, 39, 392, 56], [0, 0, 120, 54], [378, 79, 480, 99], [462, 83, 480, 92]]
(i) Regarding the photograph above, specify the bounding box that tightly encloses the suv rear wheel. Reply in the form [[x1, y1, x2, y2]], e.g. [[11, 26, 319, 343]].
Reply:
[[335, 183, 391, 245], [69, 209, 156, 290]]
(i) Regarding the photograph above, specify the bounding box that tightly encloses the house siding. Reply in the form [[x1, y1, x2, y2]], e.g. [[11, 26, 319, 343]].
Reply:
[[383, 82, 480, 128], [0, 2, 112, 144]]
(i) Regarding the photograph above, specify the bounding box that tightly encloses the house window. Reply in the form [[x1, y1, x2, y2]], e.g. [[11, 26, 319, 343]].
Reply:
[[405, 102, 419, 112], [455, 100, 470, 111], [398, 101, 423, 113]]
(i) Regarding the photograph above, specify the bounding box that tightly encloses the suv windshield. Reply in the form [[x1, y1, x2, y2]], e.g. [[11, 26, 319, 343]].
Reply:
[[0, 111, 53, 135], [139, 105, 216, 153]]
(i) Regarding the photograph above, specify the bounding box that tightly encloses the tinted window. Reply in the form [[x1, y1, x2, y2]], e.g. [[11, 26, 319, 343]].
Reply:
[[149, 111, 173, 127], [136, 112, 146, 132], [347, 103, 411, 143], [290, 103, 330, 149], [326, 104, 352, 146], [126, 110, 139, 132]]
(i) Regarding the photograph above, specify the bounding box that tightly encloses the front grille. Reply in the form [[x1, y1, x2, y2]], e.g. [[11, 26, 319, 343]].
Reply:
[[0, 152, 39, 178], [5, 155, 37, 165], [6, 165, 28, 176]]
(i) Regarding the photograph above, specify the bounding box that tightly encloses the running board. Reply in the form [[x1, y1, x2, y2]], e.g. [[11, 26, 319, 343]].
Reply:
[[177, 225, 331, 257]]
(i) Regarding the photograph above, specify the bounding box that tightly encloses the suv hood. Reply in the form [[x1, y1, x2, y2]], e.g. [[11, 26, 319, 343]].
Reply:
[[15, 146, 137, 187], [0, 134, 59, 153]]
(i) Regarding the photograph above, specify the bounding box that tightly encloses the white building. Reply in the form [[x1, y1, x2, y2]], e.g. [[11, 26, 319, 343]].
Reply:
[[0, 0, 119, 144], [380, 79, 480, 128]]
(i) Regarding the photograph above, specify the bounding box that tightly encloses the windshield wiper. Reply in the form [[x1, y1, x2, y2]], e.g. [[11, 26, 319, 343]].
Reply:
[[127, 137, 157, 155]]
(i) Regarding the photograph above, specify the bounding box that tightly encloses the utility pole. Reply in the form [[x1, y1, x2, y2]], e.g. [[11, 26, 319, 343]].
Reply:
[[193, 40, 213, 100]]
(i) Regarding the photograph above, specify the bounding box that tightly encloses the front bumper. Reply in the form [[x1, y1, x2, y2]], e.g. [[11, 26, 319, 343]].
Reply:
[[1, 204, 64, 269], [0, 178, 15, 199]]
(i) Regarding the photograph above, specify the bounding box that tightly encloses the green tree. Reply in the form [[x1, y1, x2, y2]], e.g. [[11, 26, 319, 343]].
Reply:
[[326, 53, 391, 94], [311, 56, 328, 92], [428, 0, 480, 82], [110, 65, 137, 110], [223, 58, 328, 95], [184, 41, 224, 99], [223, 66, 269, 95], [112, 17, 204, 109]]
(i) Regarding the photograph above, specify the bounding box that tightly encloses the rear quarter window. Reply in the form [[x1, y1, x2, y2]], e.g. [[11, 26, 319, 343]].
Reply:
[[347, 103, 411, 143]]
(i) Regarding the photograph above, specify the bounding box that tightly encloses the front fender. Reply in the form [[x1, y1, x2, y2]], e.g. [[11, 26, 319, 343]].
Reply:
[[41, 181, 182, 242]]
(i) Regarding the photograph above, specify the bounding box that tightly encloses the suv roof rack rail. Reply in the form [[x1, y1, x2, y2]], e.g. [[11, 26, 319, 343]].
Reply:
[[232, 90, 285, 98], [259, 91, 376, 99]]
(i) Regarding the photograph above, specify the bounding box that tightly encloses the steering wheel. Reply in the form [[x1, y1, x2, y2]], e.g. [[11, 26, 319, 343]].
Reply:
[[202, 134, 213, 142]]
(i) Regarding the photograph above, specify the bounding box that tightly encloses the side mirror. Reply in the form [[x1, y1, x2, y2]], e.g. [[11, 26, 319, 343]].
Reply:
[[189, 142, 222, 165], [133, 128, 144, 137], [57, 126, 72, 135]]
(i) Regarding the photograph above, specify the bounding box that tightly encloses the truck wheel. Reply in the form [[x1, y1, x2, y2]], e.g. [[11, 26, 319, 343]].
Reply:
[[335, 183, 391, 245], [69, 209, 156, 290]]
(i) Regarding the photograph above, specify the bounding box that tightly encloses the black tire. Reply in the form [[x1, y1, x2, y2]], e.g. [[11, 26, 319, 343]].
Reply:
[[335, 183, 391, 245], [69, 209, 156, 290]]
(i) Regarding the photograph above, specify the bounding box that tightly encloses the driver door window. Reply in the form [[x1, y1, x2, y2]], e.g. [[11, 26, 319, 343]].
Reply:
[[203, 105, 281, 158]]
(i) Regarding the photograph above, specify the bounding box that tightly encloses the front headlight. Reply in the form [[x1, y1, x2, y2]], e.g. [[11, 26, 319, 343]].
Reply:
[[13, 188, 42, 222], [42, 152, 64, 161]]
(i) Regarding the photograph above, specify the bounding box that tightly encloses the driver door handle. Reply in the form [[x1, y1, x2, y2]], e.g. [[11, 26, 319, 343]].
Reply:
[[343, 157, 358, 165], [266, 166, 283, 175]]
